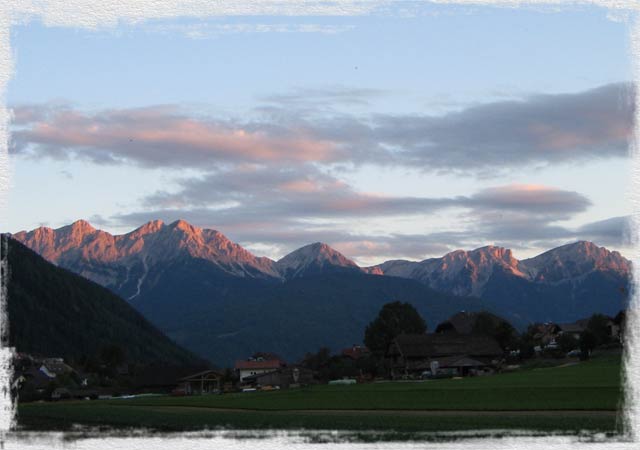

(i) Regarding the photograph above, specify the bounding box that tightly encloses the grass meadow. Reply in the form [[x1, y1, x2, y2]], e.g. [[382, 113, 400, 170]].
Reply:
[[17, 352, 624, 435]]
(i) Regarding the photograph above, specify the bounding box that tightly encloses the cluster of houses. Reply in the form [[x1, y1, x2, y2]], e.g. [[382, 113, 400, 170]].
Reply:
[[175, 355, 315, 395], [13, 311, 624, 401], [529, 316, 622, 350], [12, 353, 94, 401]]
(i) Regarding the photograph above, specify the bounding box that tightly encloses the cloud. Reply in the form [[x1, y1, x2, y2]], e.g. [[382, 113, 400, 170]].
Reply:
[[144, 165, 402, 213], [365, 82, 634, 171], [576, 216, 633, 247], [11, 83, 633, 173], [105, 172, 594, 264], [142, 22, 356, 39], [259, 85, 386, 109], [16, 1, 383, 29], [11, 106, 339, 168], [10, 83, 629, 262], [140, 164, 591, 223], [468, 184, 591, 215]]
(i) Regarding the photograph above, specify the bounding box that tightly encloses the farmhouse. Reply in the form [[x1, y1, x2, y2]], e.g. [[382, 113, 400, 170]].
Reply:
[[235, 357, 286, 382], [387, 333, 503, 379]]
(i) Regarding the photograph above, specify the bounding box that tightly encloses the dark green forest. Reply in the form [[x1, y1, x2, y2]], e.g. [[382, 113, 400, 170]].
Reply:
[[3, 235, 203, 367]]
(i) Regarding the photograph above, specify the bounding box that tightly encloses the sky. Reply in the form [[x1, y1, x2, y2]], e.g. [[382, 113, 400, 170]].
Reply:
[[3, 3, 636, 265]]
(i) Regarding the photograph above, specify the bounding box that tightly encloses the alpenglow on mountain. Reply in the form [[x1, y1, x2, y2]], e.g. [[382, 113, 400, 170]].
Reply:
[[364, 242, 630, 298], [276, 242, 361, 279], [13, 219, 631, 299], [13, 219, 282, 298], [11, 219, 631, 364]]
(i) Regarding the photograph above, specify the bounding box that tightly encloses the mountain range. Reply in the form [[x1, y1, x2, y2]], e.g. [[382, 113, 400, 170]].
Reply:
[[10, 219, 631, 365]]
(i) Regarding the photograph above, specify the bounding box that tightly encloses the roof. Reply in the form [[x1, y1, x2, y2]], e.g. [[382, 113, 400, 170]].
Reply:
[[438, 312, 475, 334], [40, 360, 73, 375], [436, 311, 512, 335], [341, 345, 370, 360], [431, 355, 488, 368], [235, 359, 285, 370], [390, 333, 503, 359], [20, 367, 54, 388], [558, 323, 585, 333]]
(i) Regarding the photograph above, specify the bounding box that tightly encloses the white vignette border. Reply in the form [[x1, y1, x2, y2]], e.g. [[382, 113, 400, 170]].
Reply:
[[0, 0, 639, 448]]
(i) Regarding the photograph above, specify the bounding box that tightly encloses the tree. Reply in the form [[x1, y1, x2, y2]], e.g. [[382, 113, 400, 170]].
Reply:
[[516, 323, 540, 360], [579, 329, 597, 360], [614, 310, 626, 341], [471, 312, 517, 350], [557, 333, 579, 354], [586, 314, 612, 346], [301, 347, 331, 372], [364, 301, 426, 356], [100, 344, 126, 368]]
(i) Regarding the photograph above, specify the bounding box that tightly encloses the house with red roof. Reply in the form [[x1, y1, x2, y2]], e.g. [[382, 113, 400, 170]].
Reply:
[[235, 356, 286, 382]]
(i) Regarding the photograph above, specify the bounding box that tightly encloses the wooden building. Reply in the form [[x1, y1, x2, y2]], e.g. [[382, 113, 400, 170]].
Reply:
[[178, 369, 223, 395], [387, 332, 503, 379]]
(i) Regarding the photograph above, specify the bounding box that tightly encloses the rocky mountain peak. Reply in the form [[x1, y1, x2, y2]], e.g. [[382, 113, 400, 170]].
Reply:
[[169, 219, 197, 234], [522, 240, 631, 283], [68, 219, 96, 233], [134, 219, 165, 235], [12, 219, 282, 285], [275, 242, 360, 279]]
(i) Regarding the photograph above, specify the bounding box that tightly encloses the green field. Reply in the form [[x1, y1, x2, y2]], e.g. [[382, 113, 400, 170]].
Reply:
[[17, 352, 625, 437]]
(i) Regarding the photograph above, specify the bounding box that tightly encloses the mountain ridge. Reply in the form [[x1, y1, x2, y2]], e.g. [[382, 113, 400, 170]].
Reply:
[[13, 220, 631, 289], [8, 220, 631, 365]]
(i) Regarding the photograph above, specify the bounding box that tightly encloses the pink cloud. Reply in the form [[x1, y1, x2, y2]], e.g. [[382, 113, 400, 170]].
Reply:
[[13, 107, 338, 166]]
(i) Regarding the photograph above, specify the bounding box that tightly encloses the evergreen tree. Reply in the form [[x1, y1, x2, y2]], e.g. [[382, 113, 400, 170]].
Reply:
[[364, 301, 427, 356]]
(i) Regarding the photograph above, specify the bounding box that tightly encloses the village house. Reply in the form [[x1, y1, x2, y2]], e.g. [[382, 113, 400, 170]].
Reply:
[[557, 315, 621, 343], [235, 356, 286, 382], [387, 333, 504, 379], [39, 357, 74, 378], [557, 321, 587, 341], [530, 323, 562, 346], [241, 366, 314, 389]]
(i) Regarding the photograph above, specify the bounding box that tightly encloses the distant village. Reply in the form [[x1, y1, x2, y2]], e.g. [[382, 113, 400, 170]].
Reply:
[[13, 303, 625, 402]]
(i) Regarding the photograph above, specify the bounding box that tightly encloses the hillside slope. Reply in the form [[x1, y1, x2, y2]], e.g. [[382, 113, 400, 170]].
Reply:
[[129, 268, 490, 365], [3, 235, 204, 367]]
